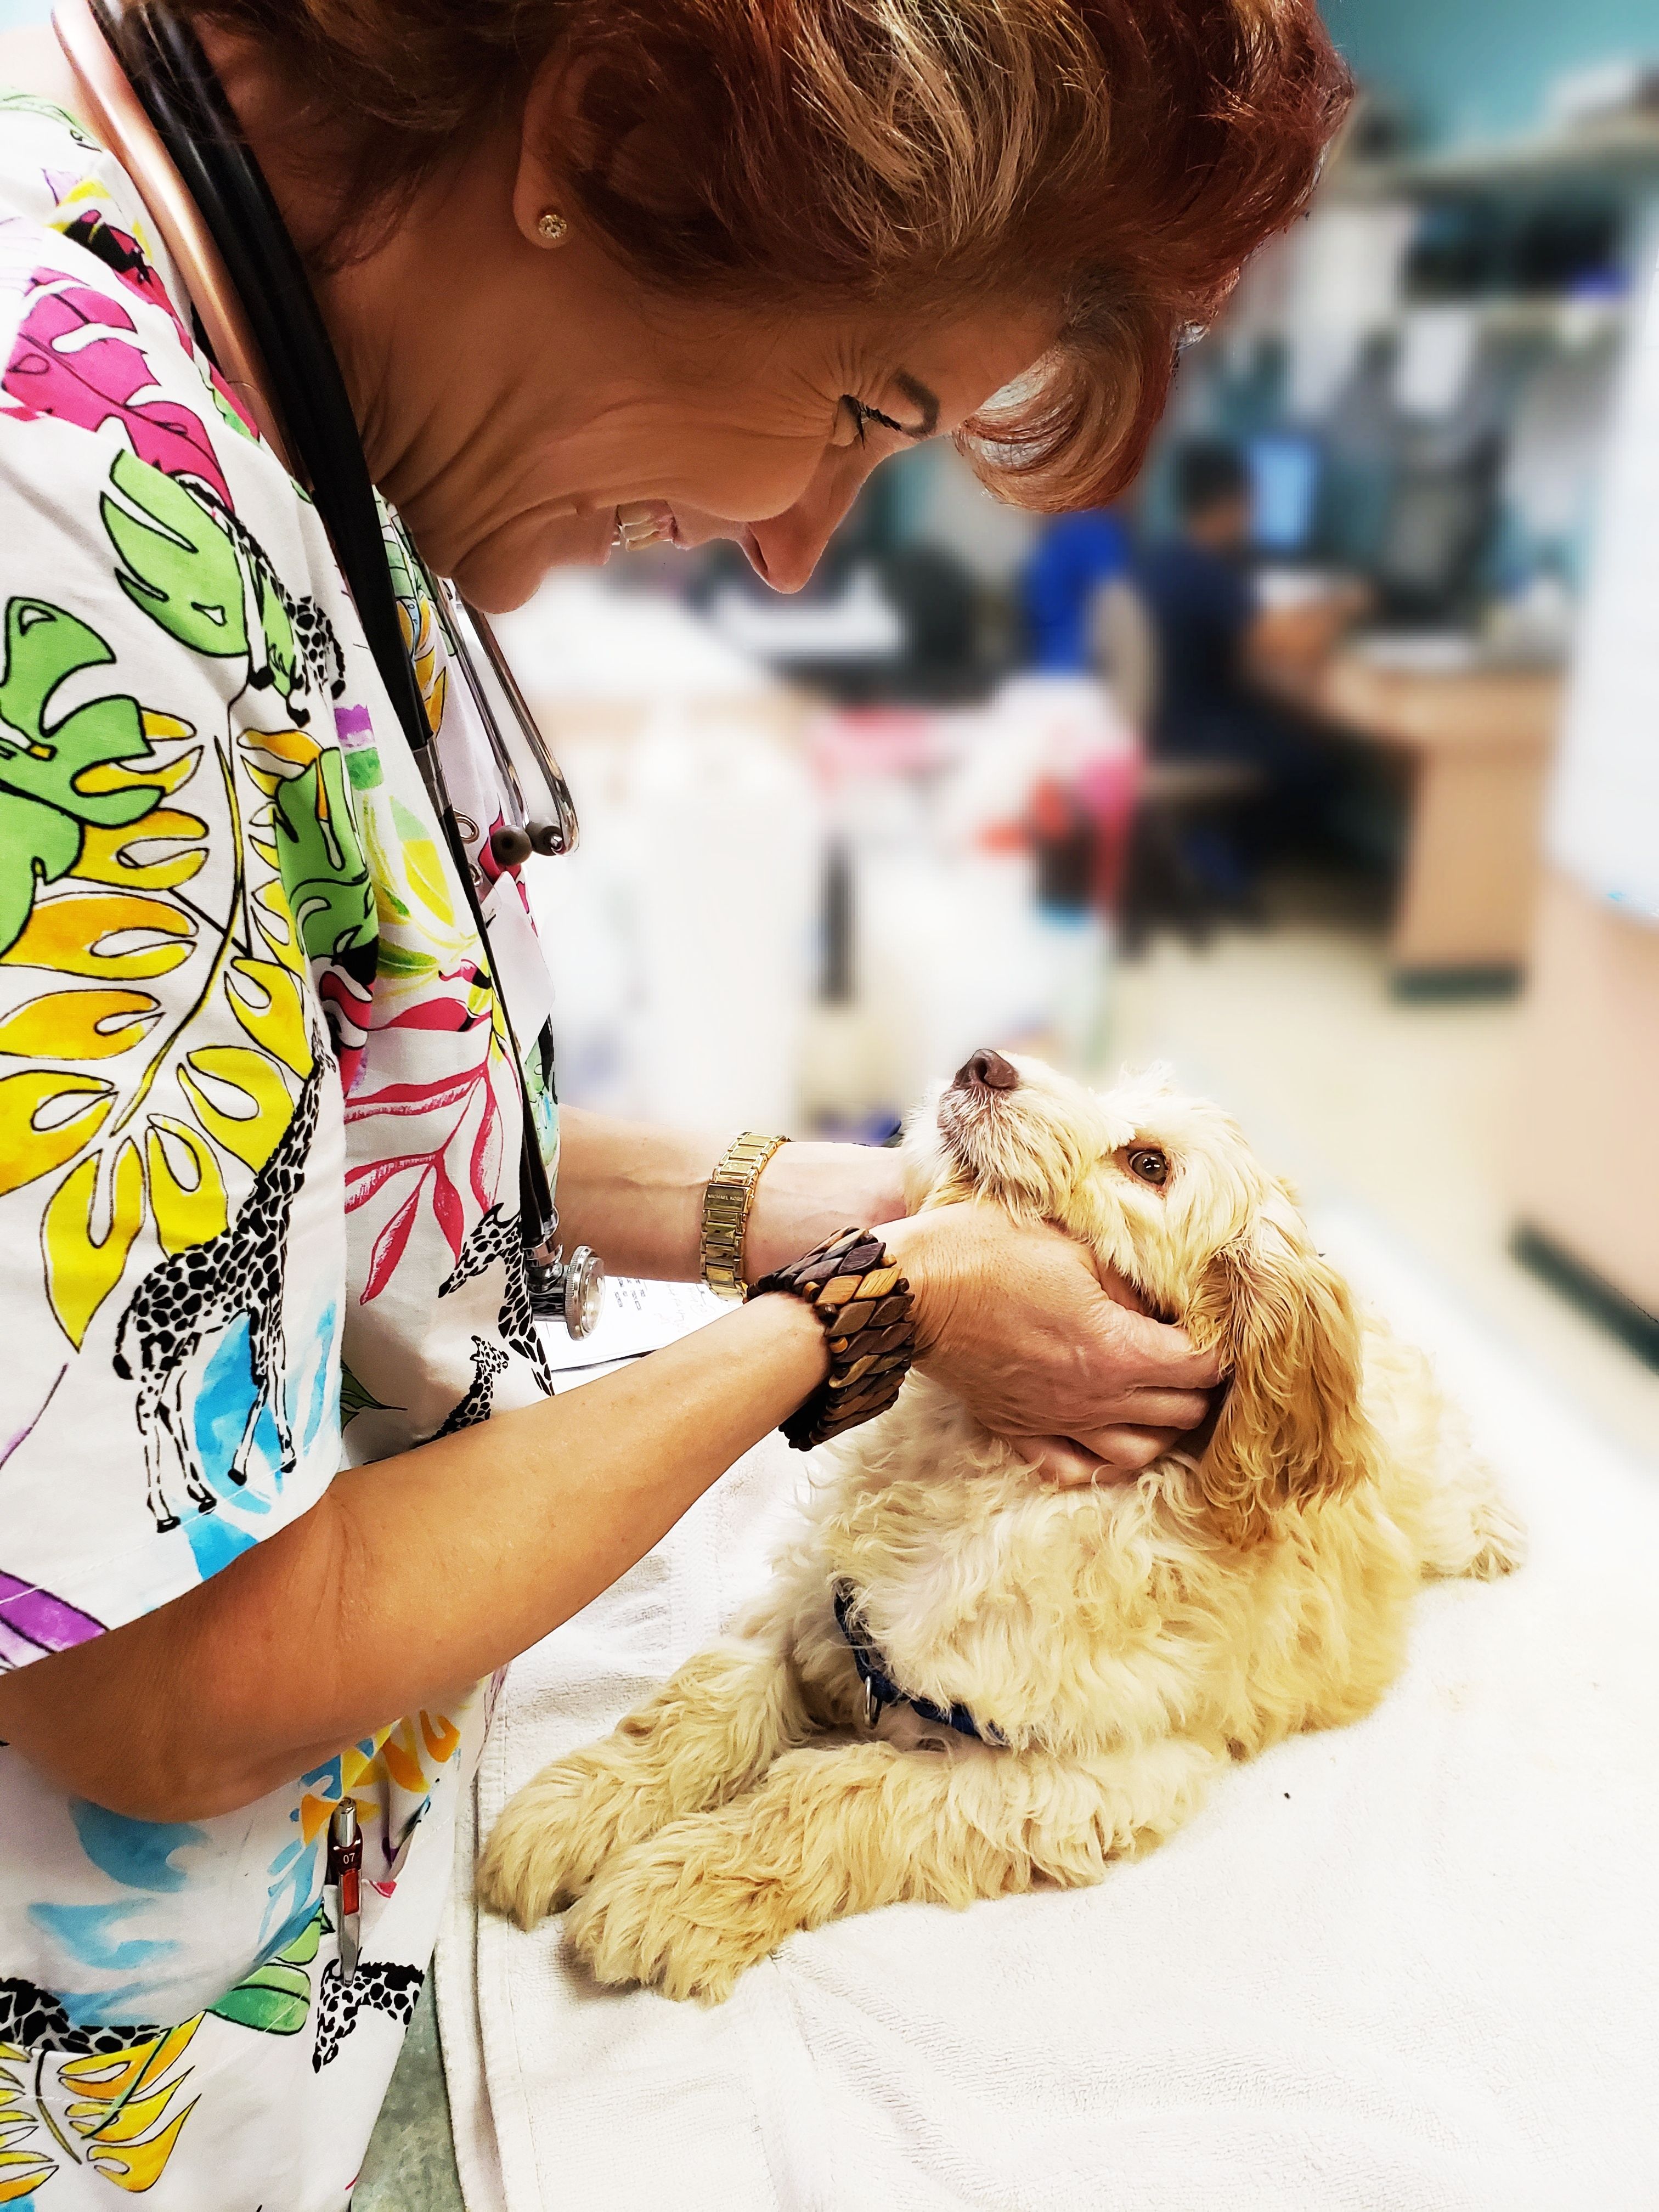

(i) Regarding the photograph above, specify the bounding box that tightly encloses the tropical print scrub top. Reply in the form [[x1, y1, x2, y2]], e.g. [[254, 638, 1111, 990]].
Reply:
[[0, 95, 558, 2208]]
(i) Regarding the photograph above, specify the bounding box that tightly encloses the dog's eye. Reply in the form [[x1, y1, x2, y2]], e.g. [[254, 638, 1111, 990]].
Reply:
[[1125, 1146, 1170, 1189]]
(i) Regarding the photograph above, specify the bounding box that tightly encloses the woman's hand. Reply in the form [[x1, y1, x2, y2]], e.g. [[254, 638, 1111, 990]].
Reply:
[[555, 1110, 1212, 1483], [883, 1207, 1221, 1487]]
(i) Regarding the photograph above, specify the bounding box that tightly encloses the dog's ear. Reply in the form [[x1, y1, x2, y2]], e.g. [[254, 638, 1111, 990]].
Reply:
[[1187, 1201, 1375, 1545]]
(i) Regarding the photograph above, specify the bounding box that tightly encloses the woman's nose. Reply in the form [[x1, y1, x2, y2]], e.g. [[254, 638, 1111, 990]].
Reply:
[[743, 449, 874, 593], [955, 1048, 1020, 1093], [742, 508, 841, 595]]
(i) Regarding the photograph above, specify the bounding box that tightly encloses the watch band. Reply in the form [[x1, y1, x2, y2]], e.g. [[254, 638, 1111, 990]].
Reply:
[[700, 1131, 788, 1300], [756, 1228, 917, 1451]]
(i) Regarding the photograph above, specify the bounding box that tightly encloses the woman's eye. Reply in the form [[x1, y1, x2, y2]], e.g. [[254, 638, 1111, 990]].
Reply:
[[1127, 1148, 1170, 1188], [840, 397, 905, 448]]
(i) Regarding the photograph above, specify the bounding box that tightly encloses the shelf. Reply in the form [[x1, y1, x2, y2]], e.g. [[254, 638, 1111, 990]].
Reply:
[[1334, 112, 1659, 198]]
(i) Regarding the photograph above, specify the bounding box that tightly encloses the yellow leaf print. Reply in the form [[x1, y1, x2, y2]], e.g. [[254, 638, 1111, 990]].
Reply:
[[74, 804, 209, 893], [225, 957, 314, 1077], [404, 594, 448, 736], [60, 2019, 201, 2194], [390, 799, 454, 928], [76, 728, 200, 800], [0, 2045, 54, 2201], [178, 1043, 292, 1170], [1, 891, 195, 980], [58, 2022, 198, 2110], [0, 985, 162, 1059], [0, 2147, 56, 2202], [146, 1115, 228, 1252], [238, 726, 323, 782], [420, 1708, 461, 1763], [0, 1068, 113, 1195], [85, 2102, 198, 2192], [405, 839, 452, 923], [251, 878, 307, 978], [43, 1137, 144, 1346]]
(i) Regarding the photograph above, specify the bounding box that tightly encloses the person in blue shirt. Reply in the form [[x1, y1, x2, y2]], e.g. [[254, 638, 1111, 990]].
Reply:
[[1134, 438, 1354, 905], [1136, 439, 1262, 757], [1022, 507, 1133, 672]]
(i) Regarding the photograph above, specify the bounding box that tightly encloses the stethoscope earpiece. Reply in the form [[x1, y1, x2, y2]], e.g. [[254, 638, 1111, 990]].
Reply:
[[488, 824, 534, 870]]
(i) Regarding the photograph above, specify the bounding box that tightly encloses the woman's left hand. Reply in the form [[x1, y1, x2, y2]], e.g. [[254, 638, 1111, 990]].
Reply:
[[881, 1204, 1222, 1486], [747, 1143, 1221, 1482]]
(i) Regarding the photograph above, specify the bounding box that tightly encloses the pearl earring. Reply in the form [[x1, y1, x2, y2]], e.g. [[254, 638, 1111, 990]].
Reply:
[[535, 208, 569, 246]]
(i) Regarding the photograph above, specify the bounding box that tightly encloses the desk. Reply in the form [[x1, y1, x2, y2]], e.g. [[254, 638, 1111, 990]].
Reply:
[[1264, 650, 1562, 993]]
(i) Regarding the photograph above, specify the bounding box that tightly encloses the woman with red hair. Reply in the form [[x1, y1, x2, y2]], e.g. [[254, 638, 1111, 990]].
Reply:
[[0, 2, 1344, 2198]]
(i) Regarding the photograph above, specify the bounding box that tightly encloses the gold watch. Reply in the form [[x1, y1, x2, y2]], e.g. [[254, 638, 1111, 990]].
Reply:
[[701, 1131, 788, 1300]]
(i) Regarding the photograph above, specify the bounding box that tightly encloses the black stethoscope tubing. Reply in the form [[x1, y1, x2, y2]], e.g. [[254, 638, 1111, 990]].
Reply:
[[91, 0, 562, 1249]]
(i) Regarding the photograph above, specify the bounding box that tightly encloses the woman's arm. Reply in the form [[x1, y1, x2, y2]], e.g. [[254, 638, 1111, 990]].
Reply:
[[0, 1289, 828, 1825], [553, 1105, 907, 1282], [0, 1201, 1218, 1826]]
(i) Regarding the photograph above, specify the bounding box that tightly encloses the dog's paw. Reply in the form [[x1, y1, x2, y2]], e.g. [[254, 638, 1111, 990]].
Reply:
[[477, 1753, 641, 1928], [563, 1825, 789, 2005], [1461, 1493, 1526, 1579]]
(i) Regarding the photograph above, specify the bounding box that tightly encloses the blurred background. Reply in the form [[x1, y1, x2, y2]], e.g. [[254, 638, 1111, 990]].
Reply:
[[14, 0, 1654, 1451], [506, 0, 1659, 1462]]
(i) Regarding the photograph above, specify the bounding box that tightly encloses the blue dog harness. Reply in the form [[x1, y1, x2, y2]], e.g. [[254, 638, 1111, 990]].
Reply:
[[832, 1581, 1007, 1746]]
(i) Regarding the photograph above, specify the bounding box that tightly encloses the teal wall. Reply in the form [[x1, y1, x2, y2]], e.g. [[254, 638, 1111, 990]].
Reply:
[[1327, 0, 1659, 148]]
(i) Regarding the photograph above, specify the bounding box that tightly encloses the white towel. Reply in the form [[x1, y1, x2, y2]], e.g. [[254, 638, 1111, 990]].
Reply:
[[439, 1207, 1659, 2211]]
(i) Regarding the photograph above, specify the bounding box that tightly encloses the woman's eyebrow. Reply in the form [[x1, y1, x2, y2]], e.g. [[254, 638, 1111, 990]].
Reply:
[[893, 373, 940, 438]]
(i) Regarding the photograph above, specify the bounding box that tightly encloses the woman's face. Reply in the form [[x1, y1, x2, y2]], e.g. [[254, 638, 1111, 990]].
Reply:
[[312, 130, 1051, 612]]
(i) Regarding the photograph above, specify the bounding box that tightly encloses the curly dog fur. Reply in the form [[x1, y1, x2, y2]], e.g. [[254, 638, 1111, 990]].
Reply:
[[479, 1059, 1524, 2002]]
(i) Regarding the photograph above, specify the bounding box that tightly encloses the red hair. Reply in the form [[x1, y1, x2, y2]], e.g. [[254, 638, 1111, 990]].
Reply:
[[177, 0, 1350, 505]]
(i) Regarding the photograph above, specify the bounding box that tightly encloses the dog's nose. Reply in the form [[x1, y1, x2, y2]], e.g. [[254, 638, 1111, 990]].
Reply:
[[956, 1048, 1020, 1094]]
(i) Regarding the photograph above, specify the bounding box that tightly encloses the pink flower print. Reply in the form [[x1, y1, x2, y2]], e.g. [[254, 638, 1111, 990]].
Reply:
[[59, 207, 261, 441], [2, 268, 232, 501]]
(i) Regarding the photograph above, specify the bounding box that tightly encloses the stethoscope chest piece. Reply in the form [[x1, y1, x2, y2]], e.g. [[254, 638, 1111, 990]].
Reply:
[[527, 1244, 605, 1340]]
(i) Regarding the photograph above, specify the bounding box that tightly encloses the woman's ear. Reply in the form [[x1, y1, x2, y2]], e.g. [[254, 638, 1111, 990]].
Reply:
[[1189, 1203, 1374, 1545]]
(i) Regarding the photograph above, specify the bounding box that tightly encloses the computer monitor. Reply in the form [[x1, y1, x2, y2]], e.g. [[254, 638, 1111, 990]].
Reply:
[[1246, 433, 1322, 557], [1374, 434, 1504, 623]]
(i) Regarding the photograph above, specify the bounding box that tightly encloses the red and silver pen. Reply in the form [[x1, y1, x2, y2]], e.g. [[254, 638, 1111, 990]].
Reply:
[[326, 1798, 362, 1984]]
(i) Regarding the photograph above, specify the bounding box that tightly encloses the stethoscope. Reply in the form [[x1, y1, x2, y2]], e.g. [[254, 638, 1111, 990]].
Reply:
[[56, 0, 605, 1335]]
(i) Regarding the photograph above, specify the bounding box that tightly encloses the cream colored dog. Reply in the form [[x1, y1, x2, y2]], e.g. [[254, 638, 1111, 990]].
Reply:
[[479, 1054, 1523, 2003]]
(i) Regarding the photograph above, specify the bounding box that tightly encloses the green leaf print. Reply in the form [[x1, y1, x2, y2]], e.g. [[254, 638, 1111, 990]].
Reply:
[[271, 744, 376, 963], [0, 598, 166, 955], [101, 446, 247, 658], [340, 1360, 393, 1418], [278, 1906, 326, 1967], [208, 1961, 313, 2036], [207, 1904, 327, 2035], [0, 89, 97, 144]]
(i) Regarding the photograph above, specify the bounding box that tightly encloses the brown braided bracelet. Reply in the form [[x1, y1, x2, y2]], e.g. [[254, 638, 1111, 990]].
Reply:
[[755, 1228, 918, 1451]]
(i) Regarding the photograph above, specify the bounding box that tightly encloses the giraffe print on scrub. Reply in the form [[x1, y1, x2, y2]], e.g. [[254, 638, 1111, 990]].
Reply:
[[435, 1334, 509, 1438], [112, 1049, 326, 1532], [439, 1200, 555, 1393]]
